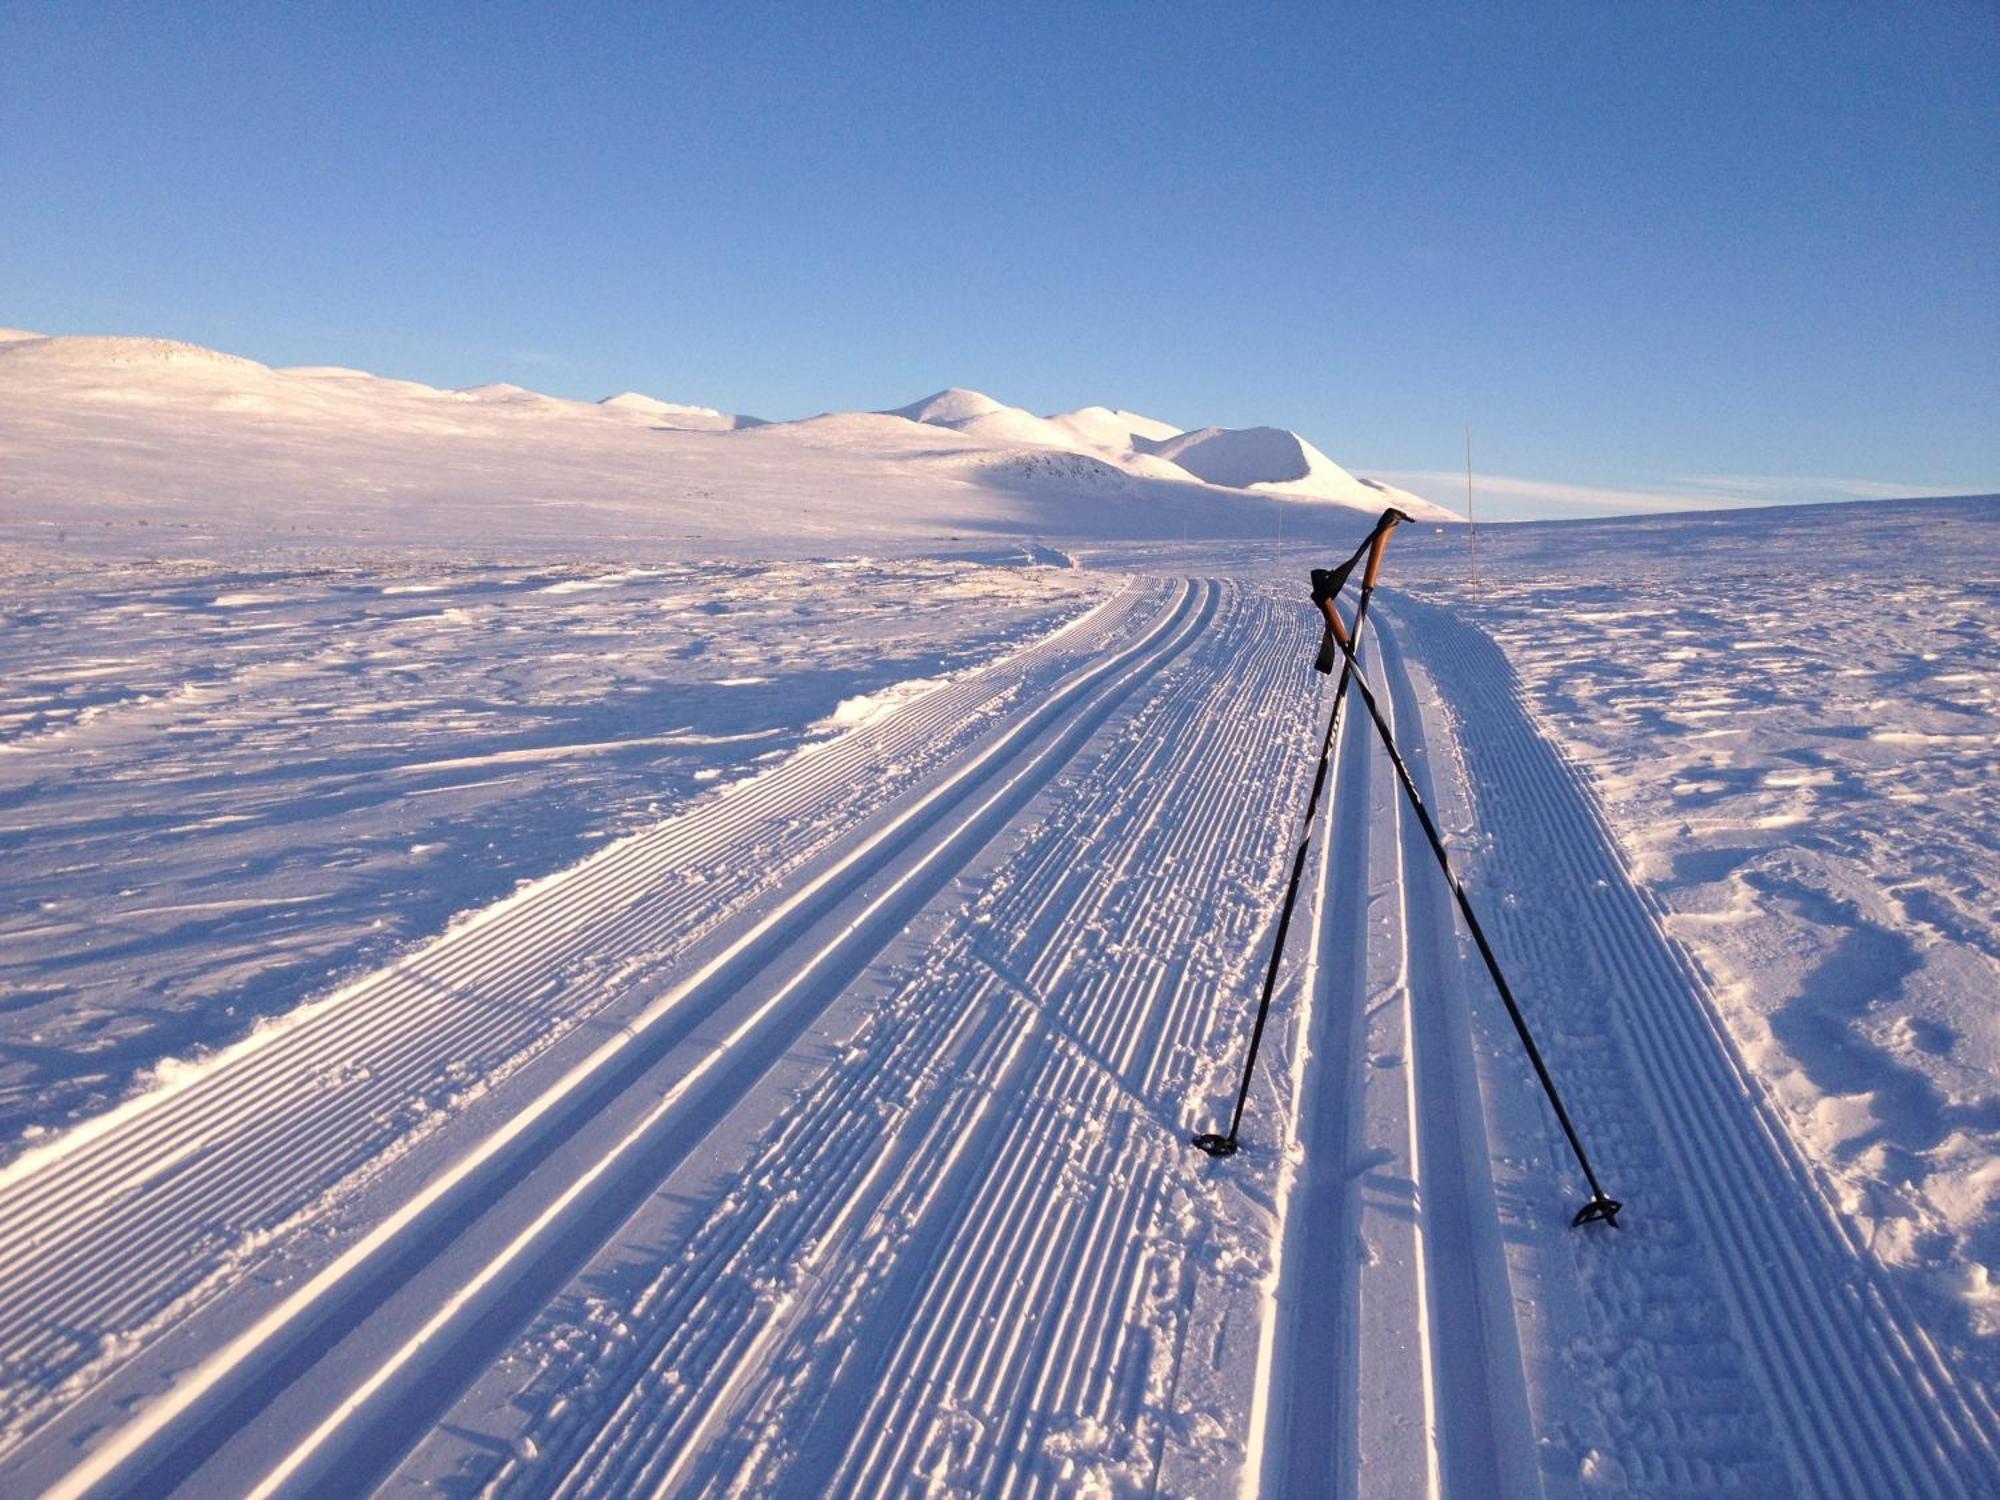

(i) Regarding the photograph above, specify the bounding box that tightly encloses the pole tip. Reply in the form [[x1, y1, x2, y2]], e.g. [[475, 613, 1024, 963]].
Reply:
[[1190, 1132, 1239, 1158], [1572, 1195, 1623, 1229]]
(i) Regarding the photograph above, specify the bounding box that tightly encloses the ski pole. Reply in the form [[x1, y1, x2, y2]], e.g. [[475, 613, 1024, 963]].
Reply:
[[1310, 591, 1623, 1228], [1193, 510, 1403, 1158]]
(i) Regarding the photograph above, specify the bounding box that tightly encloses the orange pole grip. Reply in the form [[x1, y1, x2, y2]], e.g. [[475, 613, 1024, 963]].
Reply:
[[1362, 514, 1401, 591], [1316, 595, 1352, 652]]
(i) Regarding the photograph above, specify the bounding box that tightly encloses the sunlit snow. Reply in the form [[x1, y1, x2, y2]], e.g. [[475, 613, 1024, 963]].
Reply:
[[1, 329, 1994, 1497]]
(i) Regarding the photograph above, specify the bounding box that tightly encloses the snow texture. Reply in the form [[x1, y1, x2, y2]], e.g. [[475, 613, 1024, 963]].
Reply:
[[0, 328, 1994, 1498]]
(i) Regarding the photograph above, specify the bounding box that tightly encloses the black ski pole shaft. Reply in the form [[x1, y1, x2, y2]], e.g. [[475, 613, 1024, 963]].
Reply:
[[1191, 584, 1377, 1159], [1312, 608, 1622, 1228], [1193, 512, 1402, 1159]]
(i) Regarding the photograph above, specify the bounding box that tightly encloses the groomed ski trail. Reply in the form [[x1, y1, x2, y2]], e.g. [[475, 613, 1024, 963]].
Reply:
[[395, 577, 1322, 1497], [5, 570, 1994, 1499], [1372, 595, 2000, 1498], [1255, 621, 1540, 1500], [0, 578, 1208, 1497]]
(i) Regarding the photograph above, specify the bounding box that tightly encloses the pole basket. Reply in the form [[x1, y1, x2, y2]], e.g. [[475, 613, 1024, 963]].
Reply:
[[1573, 1195, 1624, 1229], [1190, 1132, 1239, 1158]]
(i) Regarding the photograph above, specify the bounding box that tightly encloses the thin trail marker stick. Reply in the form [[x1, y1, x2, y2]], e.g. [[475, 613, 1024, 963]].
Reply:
[[1465, 425, 1481, 597]]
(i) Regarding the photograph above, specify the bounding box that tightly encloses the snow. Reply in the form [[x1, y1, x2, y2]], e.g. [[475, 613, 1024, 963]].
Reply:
[[0, 334, 266, 374], [0, 334, 1452, 572], [1046, 403, 1185, 450], [1151, 424, 1327, 486], [1393, 496, 2000, 1352], [887, 386, 1174, 469], [883, 386, 1013, 425], [0, 554, 1109, 1149], [595, 391, 760, 430], [818, 673, 954, 731], [878, 383, 1452, 515], [0, 326, 1994, 1497], [1152, 424, 1443, 515]]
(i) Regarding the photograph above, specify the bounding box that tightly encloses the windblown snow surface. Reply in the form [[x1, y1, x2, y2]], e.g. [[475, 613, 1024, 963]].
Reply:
[[1, 331, 1996, 1498]]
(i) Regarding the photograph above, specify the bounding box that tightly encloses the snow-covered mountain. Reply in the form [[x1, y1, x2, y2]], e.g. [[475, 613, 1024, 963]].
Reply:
[[882, 387, 1091, 456], [0, 330, 1454, 559], [597, 391, 766, 431], [882, 384, 1447, 517]]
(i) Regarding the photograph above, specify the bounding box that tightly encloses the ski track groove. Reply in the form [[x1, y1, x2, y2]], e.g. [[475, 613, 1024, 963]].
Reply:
[[447, 580, 1307, 1498], [1249, 621, 1375, 1500], [0, 578, 1195, 1492], [553, 977, 1036, 1500], [1387, 592, 2000, 1498], [9, 569, 1988, 1499], [207, 576, 1219, 1500], [1379, 615, 1542, 1500]]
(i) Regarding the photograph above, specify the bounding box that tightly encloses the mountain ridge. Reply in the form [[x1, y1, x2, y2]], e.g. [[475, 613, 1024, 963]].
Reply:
[[0, 330, 1456, 522]]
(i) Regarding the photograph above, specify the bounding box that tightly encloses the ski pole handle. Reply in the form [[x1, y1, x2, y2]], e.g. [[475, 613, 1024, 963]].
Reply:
[[1315, 596, 1352, 659], [1363, 509, 1405, 590], [1308, 508, 1404, 674]]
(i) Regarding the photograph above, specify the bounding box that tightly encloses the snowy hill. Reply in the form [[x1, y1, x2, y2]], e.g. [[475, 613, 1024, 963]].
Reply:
[[883, 386, 1013, 425], [597, 391, 764, 431], [883, 386, 1124, 458], [0, 333, 266, 376], [1046, 403, 1185, 452], [1151, 424, 1336, 487], [1149, 424, 1439, 515], [881, 384, 1452, 517], [0, 331, 1453, 558]]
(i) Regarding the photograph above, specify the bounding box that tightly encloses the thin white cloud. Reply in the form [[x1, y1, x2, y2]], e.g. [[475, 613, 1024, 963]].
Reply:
[[1364, 469, 1960, 522], [1669, 473, 1934, 500]]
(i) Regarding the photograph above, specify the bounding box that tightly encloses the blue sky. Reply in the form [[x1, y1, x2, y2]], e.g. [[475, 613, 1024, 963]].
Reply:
[[3, 2, 1994, 518]]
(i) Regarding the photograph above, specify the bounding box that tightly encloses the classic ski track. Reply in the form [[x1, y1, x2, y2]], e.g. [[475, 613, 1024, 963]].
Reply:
[[403, 580, 1312, 1498], [1255, 619, 1539, 1500], [0, 576, 1208, 1497], [12, 568, 1993, 1500], [1377, 617, 1542, 1499], [1386, 594, 2000, 1498], [1249, 623, 1378, 1499], [229, 578, 1218, 1500]]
